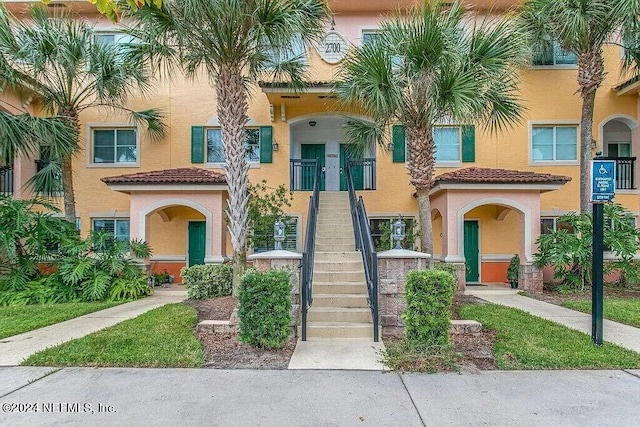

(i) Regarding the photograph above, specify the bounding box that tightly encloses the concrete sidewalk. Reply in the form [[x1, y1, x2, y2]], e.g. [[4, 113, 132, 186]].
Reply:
[[0, 295, 186, 366], [0, 367, 639, 426], [467, 289, 640, 353]]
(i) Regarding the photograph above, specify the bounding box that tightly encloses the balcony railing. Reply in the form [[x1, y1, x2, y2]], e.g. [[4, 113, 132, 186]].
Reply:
[[602, 157, 636, 190], [290, 159, 321, 191], [0, 164, 14, 196]]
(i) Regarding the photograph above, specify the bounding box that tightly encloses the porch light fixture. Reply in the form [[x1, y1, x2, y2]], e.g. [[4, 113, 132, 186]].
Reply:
[[272, 141, 279, 151], [274, 219, 286, 250], [309, 121, 317, 127], [392, 215, 406, 249]]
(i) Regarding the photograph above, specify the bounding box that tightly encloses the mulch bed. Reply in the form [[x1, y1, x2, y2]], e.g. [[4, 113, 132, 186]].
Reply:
[[184, 294, 498, 371], [183, 297, 295, 369]]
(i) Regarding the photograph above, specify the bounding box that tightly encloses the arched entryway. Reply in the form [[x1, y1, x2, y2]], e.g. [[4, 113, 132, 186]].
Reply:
[[600, 115, 638, 190]]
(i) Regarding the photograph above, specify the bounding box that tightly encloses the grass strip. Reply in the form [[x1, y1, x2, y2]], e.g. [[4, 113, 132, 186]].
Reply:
[[561, 298, 640, 328], [0, 302, 120, 339], [22, 303, 204, 368], [459, 303, 640, 370]]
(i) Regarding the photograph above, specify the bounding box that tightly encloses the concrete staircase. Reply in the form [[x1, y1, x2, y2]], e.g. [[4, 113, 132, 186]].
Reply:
[[307, 192, 374, 340]]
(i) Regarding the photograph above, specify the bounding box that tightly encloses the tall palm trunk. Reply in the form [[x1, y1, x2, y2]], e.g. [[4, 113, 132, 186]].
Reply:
[[406, 125, 436, 256], [217, 64, 250, 296], [577, 49, 606, 213], [60, 110, 79, 223]]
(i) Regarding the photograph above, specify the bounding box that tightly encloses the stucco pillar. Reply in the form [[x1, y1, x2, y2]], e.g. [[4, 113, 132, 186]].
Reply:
[[520, 264, 543, 293]]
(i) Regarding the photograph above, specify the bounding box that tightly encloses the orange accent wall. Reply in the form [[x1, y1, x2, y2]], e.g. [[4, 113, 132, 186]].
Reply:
[[482, 262, 509, 283], [150, 262, 187, 284]]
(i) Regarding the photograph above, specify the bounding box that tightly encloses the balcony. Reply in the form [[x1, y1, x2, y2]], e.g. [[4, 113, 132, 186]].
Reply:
[[0, 164, 14, 196], [602, 157, 636, 190]]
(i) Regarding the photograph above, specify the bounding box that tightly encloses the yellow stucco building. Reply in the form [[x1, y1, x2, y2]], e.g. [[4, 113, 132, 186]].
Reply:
[[2, 0, 639, 292]]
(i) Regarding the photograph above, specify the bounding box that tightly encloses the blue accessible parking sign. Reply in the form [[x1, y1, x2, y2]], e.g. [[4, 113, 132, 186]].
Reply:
[[591, 160, 616, 203]]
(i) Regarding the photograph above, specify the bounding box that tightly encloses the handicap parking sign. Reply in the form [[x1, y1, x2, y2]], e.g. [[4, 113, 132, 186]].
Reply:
[[591, 160, 616, 203]]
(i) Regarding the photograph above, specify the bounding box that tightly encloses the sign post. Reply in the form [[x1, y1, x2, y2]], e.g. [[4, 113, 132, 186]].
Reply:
[[590, 158, 615, 346]]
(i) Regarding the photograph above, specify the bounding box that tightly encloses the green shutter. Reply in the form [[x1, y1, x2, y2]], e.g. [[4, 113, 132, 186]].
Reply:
[[461, 125, 475, 163], [392, 124, 406, 163], [259, 126, 273, 163], [191, 126, 205, 163]]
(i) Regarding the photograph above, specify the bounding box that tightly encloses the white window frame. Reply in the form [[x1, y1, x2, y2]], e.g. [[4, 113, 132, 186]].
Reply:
[[530, 40, 578, 69], [529, 121, 579, 166], [92, 218, 131, 241], [86, 123, 140, 168], [204, 127, 262, 169], [93, 31, 137, 46], [404, 125, 463, 167], [359, 26, 381, 47]]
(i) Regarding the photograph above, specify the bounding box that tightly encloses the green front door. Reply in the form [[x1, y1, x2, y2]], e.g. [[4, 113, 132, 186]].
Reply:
[[464, 220, 479, 282], [188, 221, 206, 267], [339, 144, 364, 191], [301, 144, 326, 191]]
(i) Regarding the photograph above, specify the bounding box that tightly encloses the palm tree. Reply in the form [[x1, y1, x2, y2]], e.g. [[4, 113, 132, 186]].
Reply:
[[128, 0, 330, 294], [335, 0, 528, 256], [520, 0, 640, 213], [0, 5, 165, 222]]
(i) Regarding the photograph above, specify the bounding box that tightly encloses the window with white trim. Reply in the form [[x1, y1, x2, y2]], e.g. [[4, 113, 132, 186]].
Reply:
[[532, 125, 577, 162], [94, 32, 136, 46], [265, 34, 305, 65], [434, 126, 461, 162], [370, 217, 416, 251], [91, 128, 138, 164], [540, 217, 573, 235], [253, 217, 298, 252], [362, 30, 381, 46], [532, 41, 577, 66], [206, 128, 260, 163], [92, 219, 130, 241]]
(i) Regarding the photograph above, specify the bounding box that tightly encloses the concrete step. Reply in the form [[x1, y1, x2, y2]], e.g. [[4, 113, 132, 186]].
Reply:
[[315, 244, 355, 252], [315, 236, 354, 245], [313, 270, 365, 282], [314, 260, 363, 272], [314, 252, 362, 262], [308, 307, 372, 323], [307, 322, 374, 339], [313, 282, 368, 294], [312, 294, 370, 308]]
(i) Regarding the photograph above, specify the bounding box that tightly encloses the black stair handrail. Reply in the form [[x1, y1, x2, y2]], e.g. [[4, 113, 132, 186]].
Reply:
[[301, 159, 320, 341], [345, 160, 379, 342]]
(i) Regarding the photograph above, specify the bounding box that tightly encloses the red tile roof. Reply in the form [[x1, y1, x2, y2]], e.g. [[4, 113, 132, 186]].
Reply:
[[434, 167, 571, 184], [101, 168, 226, 185]]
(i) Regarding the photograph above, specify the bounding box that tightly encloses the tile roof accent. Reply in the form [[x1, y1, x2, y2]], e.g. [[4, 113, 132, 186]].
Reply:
[[101, 168, 226, 185], [615, 75, 640, 91], [434, 167, 571, 184]]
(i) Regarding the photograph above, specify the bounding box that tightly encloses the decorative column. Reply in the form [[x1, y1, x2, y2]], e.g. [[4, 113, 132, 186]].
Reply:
[[377, 249, 431, 338], [246, 250, 302, 337], [520, 264, 543, 293]]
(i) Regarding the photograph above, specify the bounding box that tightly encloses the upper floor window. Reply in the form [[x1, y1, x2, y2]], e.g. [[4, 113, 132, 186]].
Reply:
[[206, 128, 260, 163], [265, 34, 305, 65], [434, 127, 461, 162], [94, 32, 136, 46], [362, 30, 381, 46], [92, 219, 130, 241], [91, 127, 138, 165], [532, 125, 577, 162], [532, 41, 577, 66]]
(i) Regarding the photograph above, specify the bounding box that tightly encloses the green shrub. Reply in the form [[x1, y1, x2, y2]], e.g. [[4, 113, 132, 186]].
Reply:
[[181, 264, 233, 299], [432, 262, 458, 278], [238, 269, 292, 349], [403, 269, 455, 349]]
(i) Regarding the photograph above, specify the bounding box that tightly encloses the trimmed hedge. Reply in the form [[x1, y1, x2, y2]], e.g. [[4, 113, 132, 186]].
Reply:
[[403, 269, 456, 349], [238, 269, 292, 349], [181, 264, 233, 299]]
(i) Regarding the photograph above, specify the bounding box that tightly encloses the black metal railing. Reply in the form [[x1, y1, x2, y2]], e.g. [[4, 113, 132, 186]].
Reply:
[[290, 159, 321, 191], [601, 157, 636, 190], [345, 160, 379, 342], [346, 158, 377, 190], [301, 159, 320, 341], [0, 164, 14, 196]]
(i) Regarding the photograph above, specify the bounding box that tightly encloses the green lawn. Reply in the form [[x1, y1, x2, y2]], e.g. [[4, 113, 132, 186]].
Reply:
[[459, 303, 640, 370], [561, 298, 640, 328], [0, 302, 120, 339], [22, 303, 204, 368]]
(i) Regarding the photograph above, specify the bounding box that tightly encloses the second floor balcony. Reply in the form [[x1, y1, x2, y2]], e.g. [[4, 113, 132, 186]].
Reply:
[[602, 157, 636, 190]]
